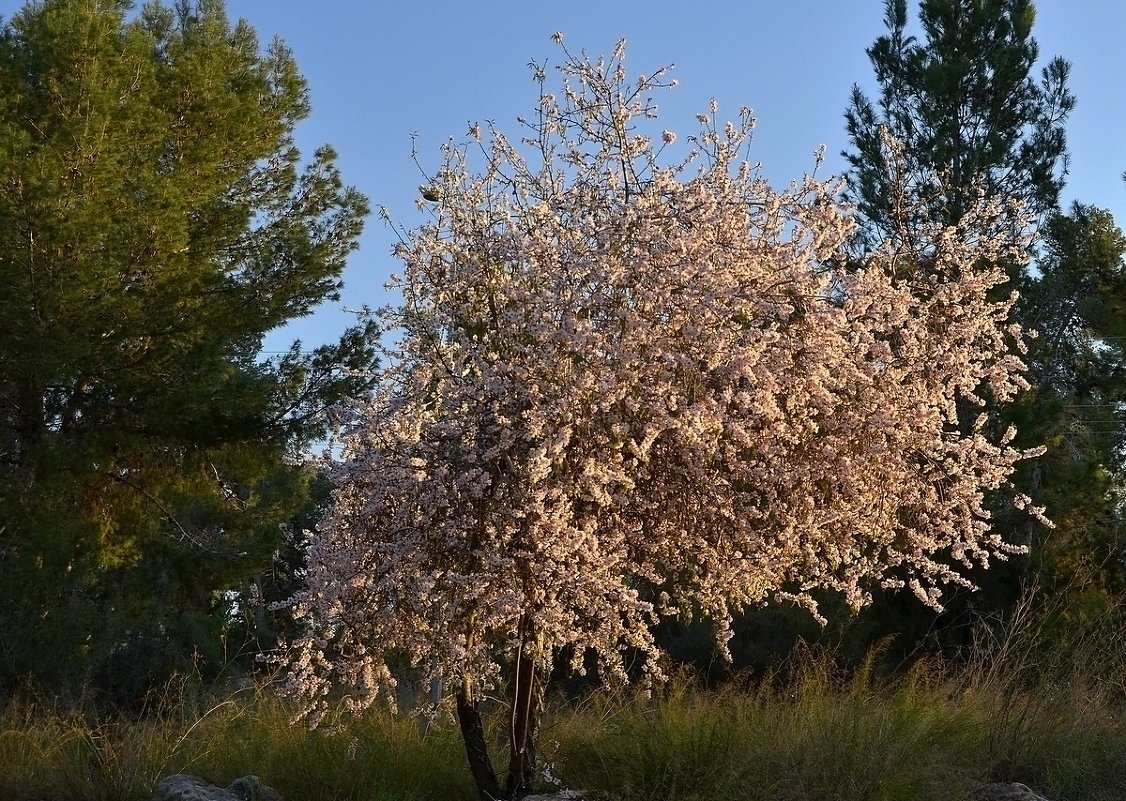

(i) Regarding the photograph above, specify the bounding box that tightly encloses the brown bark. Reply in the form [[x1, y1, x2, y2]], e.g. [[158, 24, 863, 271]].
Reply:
[[505, 617, 544, 800], [456, 689, 502, 801]]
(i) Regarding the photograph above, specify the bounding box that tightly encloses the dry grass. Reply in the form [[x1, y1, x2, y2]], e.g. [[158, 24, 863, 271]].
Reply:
[[4, 599, 1126, 801]]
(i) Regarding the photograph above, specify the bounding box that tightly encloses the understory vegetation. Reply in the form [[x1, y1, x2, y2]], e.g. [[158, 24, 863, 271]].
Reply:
[[5, 599, 1126, 801]]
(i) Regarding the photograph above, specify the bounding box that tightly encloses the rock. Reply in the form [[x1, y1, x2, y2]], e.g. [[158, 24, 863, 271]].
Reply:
[[523, 792, 611, 801], [967, 782, 1053, 801], [151, 774, 282, 801]]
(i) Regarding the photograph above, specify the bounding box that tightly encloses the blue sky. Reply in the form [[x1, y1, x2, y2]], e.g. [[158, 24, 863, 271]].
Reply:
[[5, 1, 1125, 354]]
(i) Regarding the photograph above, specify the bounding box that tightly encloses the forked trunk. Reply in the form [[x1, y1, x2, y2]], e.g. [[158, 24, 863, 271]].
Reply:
[[456, 618, 546, 801], [456, 689, 502, 801], [505, 634, 543, 799]]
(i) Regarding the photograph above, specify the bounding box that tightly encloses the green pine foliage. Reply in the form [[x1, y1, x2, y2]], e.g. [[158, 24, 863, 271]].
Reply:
[[840, 0, 1126, 649], [0, 0, 375, 703], [1011, 205, 1126, 610], [844, 0, 1074, 248]]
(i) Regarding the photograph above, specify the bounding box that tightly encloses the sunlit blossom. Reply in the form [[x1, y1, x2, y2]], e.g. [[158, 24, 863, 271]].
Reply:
[[284, 40, 1045, 749]]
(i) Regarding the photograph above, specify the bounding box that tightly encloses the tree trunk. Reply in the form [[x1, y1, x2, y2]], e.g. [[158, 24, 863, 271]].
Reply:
[[505, 617, 544, 800], [456, 688, 502, 801]]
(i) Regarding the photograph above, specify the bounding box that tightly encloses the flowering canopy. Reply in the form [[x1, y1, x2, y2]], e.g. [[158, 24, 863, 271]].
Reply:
[[284, 40, 1044, 721]]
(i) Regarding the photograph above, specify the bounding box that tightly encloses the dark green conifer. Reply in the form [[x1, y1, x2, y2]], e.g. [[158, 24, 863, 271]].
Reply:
[[839, 1, 1126, 651], [0, 0, 374, 701], [844, 0, 1074, 250]]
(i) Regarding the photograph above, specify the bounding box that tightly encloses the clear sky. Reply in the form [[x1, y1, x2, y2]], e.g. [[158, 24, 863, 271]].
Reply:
[[5, 1, 1126, 354]]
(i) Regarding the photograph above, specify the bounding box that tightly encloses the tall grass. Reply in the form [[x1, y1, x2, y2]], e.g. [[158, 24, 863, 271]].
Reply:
[[548, 654, 967, 801], [0, 680, 474, 801], [5, 600, 1126, 801]]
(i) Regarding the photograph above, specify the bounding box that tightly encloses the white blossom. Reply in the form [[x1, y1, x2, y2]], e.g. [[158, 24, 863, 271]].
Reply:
[[283, 39, 1045, 738]]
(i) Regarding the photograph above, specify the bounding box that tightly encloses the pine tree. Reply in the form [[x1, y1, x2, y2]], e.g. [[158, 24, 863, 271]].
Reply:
[[1010, 206, 1126, 612], [844, 0, 1073, 250], [842, 0, 1126, 645], [0, 0, 374, 701]]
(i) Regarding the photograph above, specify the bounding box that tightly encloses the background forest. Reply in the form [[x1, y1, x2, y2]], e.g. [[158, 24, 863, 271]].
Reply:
[[2, 1, 1126, 800]]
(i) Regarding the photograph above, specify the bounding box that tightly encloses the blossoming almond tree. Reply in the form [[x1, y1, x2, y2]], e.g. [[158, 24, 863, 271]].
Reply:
[[284, 40, 1045, 801]]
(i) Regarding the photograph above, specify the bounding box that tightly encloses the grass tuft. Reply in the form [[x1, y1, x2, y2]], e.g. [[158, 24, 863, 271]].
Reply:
[[4, 599, 1126, 800]]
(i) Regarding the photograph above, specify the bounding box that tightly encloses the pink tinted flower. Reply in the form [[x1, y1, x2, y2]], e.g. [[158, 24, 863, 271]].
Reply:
[[284, 40, 1044, 738]]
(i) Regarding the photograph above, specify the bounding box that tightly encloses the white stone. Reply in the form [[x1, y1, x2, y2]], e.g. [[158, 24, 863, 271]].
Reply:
[[151, 774, 281, 801]]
